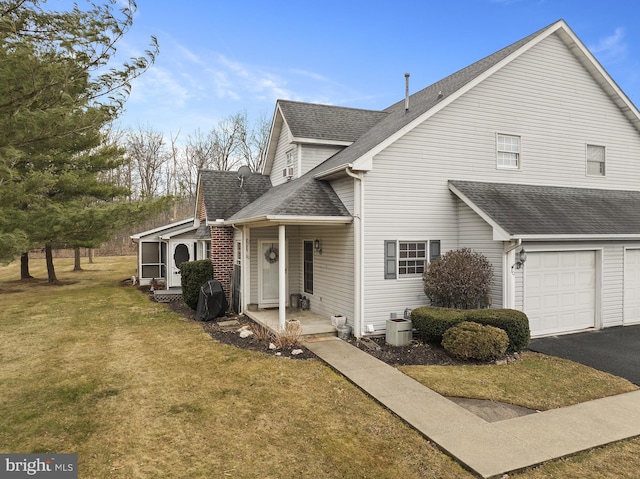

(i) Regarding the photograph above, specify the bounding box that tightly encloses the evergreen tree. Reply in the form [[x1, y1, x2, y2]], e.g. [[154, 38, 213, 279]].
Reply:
[[0, 0, 167, 281]]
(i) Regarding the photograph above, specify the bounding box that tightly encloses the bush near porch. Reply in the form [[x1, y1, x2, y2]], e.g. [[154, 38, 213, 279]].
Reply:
[[412, 306, 530, 353], [180, 259, 213, 309]]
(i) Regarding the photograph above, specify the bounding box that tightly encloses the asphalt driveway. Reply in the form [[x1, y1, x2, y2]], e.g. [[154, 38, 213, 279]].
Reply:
[[529, 325, 640, 386]]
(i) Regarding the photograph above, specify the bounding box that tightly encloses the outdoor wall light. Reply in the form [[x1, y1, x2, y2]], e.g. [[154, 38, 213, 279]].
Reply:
[[314, 239, 322, 254], [513, 248, 527, 270]]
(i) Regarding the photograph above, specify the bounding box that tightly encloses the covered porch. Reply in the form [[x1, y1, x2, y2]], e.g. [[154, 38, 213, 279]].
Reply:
[[244, 307, 337, 339]]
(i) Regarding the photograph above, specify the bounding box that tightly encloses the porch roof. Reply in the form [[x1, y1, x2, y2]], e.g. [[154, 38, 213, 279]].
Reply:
[[227, 175, 352, 226], [449, 180, 640, 240]]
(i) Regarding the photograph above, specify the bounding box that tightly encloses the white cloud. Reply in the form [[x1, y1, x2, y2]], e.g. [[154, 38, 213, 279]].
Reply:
[[589, 27, 627, 64]]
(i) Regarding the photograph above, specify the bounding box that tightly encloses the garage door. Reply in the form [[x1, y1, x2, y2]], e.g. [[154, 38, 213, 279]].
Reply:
[[525, 251, 596, 337], [625, 249, 640, 325]]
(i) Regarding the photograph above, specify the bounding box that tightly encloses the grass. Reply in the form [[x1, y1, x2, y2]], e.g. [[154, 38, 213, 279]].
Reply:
[[2, 255, 640, 478], [399, 352, 637, 411], [0, 257, 465, 478]]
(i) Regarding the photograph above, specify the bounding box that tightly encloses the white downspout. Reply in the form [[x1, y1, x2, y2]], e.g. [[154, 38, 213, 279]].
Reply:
[[278, 224, 286, 329], [503, 239, 521, 309], [346, 167, 363, 338]]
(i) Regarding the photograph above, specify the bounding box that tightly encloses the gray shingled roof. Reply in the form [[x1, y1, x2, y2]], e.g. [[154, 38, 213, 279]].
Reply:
[[227, 174, 351, 221], [278, 101, 387, 142], [450, 180, 640, 236], [200, 170, 272, 220]]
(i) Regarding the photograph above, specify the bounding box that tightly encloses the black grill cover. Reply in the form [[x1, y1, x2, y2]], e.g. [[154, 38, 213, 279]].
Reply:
[[195, 280, 229, 321]]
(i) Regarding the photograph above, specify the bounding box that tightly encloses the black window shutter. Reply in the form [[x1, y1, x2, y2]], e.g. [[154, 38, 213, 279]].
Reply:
[[384, 240, 397, 279], [429, 240, 441, 262]]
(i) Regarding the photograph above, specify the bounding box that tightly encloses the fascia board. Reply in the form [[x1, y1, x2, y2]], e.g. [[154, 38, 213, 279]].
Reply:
[[291, 137, 353, 147], [227, 215, 353, 227], [262, 104, 284, 176], [130, 217, 195, 240], [516, 234, 640, 241]]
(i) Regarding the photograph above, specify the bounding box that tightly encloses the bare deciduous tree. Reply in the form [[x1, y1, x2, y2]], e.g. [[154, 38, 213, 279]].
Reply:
[[126, 125, 169, 198]]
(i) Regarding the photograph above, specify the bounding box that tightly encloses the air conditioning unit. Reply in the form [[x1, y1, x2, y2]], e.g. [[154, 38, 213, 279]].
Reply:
[[282, 166, 294, 179]]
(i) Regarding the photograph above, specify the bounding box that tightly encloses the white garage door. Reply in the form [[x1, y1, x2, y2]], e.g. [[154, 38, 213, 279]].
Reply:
[[624, 249, 640, 325], [525, 251, 596, 337]]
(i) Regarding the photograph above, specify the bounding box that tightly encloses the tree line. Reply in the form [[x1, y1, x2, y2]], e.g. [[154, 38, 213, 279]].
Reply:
[[0, 0, 269, 283], [108, 111, 270, 203]]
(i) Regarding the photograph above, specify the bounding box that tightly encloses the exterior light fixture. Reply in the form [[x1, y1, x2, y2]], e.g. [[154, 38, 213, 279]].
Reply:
[[512, 248, 527, 273], [314, 239, 322, 254]]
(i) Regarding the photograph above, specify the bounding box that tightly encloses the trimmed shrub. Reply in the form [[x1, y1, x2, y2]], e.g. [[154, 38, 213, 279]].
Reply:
[[464, 309, 530, 353], [411, 306, 466, 343], [412, 306, 530, 353], [423, 248, 493, 309], [442, 321, 509, 361], [180, 260, 214, 310]]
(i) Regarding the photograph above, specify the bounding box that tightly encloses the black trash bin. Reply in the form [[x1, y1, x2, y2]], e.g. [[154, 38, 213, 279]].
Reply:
[[195, 280, 229, 321]]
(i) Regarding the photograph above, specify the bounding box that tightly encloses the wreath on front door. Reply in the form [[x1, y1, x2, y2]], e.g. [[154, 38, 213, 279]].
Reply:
[[265, 244, 279, 263]]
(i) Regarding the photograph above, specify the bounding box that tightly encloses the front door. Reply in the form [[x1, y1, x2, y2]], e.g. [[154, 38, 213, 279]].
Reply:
[[169, 241, 194, 288], [259, 240, 285, 307]]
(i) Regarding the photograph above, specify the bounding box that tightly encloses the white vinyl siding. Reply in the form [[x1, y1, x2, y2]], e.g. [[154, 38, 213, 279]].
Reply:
[[301, 144, 344, 176], [270, 127, 294, 186], [457, 201, 504, 307]]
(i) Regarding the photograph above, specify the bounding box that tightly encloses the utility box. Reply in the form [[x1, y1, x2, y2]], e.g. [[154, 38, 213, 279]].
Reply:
[[385, 318, 412, 346]]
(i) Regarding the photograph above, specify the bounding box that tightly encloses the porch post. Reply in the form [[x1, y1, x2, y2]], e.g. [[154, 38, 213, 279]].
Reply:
[[278, 224, 286, 329]]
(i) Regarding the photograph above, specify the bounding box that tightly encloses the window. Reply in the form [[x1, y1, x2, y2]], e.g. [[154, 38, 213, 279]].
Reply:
[[141, 241, 167, 279], [586, 144, 605, 176], [286, 150, 295, 168], [303, 240, 314, 294], [385, 240, 440, 279], [497, 134, 520, 168], [399, 242, 427, 276]]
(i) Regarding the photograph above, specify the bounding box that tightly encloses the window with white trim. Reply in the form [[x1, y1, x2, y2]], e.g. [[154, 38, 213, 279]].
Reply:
[[496, 134, 520, 169], [586, 144, 605, 176], [385, 240, 440, 278]]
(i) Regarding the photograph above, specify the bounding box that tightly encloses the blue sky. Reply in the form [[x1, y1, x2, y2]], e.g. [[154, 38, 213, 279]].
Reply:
[[53, 0, 640, 140]]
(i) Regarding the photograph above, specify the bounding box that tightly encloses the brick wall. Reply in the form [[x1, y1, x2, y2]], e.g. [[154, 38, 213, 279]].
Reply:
[[210, 225, 234, 301]]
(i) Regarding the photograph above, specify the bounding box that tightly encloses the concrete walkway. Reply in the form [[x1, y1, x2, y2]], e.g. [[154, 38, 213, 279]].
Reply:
[[305, 337, 640, 478]]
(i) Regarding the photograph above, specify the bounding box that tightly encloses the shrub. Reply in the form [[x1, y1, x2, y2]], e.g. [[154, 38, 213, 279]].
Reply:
[[411, 306, 530, 353], [411, 306, 466, 343], [442, 321, 509, 361], [423, 248, 493, 309], [464, 309, 530, 353], [180, 260, 214, 310]]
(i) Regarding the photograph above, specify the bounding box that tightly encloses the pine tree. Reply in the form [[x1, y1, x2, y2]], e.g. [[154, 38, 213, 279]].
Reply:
[[0, 1, 167, 281]]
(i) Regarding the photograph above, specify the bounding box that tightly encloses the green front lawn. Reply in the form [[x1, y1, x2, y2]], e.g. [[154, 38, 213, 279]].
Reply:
[[1, 256, 638, 478]]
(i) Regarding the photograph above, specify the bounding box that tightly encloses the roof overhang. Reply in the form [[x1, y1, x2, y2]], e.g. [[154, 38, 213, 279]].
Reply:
[[227, 215, 353, 228], [130, 217, 195, 241]]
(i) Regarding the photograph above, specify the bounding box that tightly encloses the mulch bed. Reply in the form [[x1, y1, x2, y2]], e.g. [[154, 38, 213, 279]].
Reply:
[[150, 287, 471, 366]]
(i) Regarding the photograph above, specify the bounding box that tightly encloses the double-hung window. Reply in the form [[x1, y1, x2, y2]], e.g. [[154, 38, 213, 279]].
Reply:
[[385, 240, 440, 279], [586, 144, 605, 176], [497, 134, 520, 169]]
